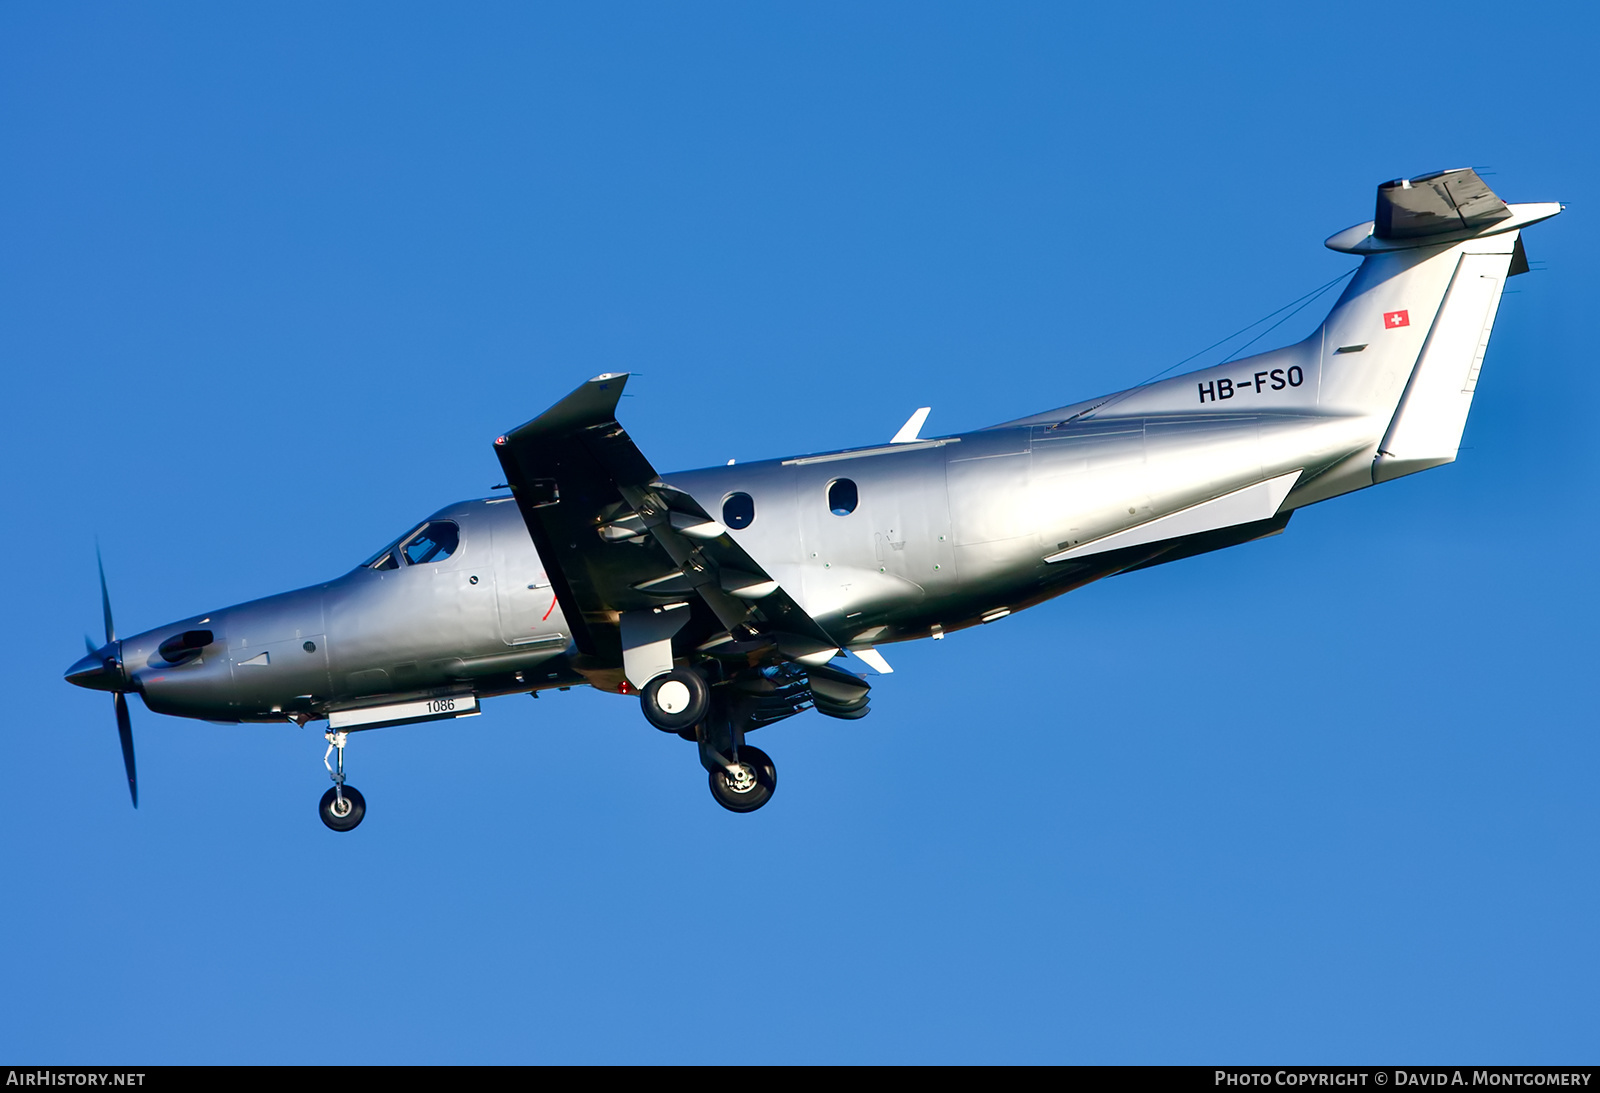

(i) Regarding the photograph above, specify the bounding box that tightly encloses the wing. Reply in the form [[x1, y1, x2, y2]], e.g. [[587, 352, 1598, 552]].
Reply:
[[492, 373, 843, 675]]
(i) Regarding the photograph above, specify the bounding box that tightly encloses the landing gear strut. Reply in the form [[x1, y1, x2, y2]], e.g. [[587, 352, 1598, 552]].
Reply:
[[319, 730, 366, 832], [693, 689, 777, 813]]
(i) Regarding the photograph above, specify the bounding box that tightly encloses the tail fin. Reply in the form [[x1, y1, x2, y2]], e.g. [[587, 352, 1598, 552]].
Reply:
[[1003, 169, 1560, 507], [1320, 169, 1560, 483]]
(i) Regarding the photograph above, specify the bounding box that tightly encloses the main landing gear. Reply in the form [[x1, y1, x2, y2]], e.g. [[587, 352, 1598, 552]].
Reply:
[[647, 667, 779, 813], [639, 668, 711, 733], [319, 730, 366, 832], [708, 744, 776, 813]]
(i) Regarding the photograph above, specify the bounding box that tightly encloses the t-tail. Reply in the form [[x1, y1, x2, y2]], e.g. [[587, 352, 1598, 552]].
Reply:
[[1016, 168, 1562, 509], [1320, 169, 1560, 485]]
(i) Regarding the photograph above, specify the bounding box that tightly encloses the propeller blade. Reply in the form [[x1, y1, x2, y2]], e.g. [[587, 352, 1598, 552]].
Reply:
[[84, 633, 98, 657], [96, 544, 116, 644], [115, 692, 137, 808]]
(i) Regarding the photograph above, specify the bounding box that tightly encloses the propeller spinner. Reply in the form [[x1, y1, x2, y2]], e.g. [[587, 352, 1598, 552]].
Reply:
[[63, 548, 137, 807]]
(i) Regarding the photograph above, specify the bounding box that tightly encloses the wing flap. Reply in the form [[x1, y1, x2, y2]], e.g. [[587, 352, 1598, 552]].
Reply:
[[615, 481, 840, 654]]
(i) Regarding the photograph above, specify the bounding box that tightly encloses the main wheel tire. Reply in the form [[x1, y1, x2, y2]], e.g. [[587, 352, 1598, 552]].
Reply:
[[640, 668, 711, 733], [319, 785, 367, 832], [708, 744, 776, 813]]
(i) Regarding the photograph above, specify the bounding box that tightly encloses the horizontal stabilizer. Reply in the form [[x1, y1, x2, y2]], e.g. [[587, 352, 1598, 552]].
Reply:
[[849, 646, 894, 674], [1327, 168, 1560, 255], [1377, 168, 1510, 240]]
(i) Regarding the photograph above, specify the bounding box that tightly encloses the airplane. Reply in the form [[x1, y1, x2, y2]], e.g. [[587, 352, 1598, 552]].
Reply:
[[65, 168, 1561, 829]]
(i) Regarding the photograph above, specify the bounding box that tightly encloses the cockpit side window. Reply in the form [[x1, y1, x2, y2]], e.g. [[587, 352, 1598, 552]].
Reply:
[[401, 521, 460, 565]]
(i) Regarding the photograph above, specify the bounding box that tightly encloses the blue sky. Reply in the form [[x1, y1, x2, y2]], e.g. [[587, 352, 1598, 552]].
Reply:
[[2, 2, 1595, 1063]]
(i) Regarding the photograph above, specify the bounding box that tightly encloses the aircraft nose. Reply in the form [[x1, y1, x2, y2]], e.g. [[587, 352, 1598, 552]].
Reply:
[[65, 645, 123, 692]]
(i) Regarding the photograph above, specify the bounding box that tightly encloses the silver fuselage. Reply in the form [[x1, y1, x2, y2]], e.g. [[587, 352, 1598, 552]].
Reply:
[[101, 207, 1552, 725], [121, 380, 1360, 723]]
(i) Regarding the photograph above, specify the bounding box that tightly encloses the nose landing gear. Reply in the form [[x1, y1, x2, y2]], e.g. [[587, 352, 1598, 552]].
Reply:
[[319, 731, 366, 832], [319, 784, 366, 831]]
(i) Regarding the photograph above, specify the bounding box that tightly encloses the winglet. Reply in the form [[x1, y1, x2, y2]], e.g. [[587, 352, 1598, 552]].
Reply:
[[499, 373, 631, 444], [891, 407, 931, 444]]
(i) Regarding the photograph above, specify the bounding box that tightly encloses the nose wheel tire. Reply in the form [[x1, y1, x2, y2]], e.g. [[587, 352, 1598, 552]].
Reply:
[[319, 785, 367, 832], [641, 668, 711, 733], [708, 745, 776, 813]]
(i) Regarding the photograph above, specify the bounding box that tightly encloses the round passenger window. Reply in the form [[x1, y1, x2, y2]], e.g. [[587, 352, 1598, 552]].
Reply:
[[828, 478, 858, 516], [722, 492, 755, 530]]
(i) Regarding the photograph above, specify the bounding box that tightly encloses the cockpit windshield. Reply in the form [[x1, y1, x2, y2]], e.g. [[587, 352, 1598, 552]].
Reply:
[[361, 520, 462, 570], [361, 528, 415, 571]]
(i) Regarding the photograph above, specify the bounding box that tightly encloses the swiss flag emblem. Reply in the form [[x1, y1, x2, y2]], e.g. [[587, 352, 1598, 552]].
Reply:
[[1384, 310, 1410, 329]]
